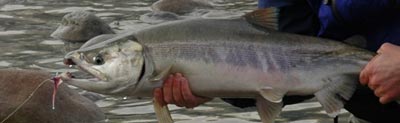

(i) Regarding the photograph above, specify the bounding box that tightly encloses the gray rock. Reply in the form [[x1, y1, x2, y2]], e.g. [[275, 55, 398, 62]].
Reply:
[[0, 69, 105, 123], [51, 10, 114, 42], [151, 0, 213, 15], [140, 11, 181, 24]]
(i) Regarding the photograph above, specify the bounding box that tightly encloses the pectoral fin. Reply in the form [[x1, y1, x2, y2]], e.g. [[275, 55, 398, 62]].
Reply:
[[153, 97, 174, 123], [150, 64, 173, 83], [256, 97, 283, 123], [259, 87, 286, 103], [315, 74, 358, 117]]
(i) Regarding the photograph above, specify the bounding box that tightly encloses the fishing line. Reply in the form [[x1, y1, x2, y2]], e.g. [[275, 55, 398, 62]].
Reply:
[[0, 79, 52, 123]]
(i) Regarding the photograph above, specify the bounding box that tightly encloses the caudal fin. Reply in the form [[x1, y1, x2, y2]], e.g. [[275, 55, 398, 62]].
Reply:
[[315, 74, 358, 117]]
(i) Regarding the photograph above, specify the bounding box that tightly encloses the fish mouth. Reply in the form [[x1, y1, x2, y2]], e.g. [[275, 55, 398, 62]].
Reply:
[[63, 57, 107, 81], [64, 58, 76, 65]]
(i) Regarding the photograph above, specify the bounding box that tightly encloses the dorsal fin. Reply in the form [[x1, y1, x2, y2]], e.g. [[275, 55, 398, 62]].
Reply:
[[243, 8, 279, 30]]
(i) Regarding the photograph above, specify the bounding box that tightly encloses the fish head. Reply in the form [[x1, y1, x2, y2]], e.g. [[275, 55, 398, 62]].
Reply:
[[64, 36, 145, 94]]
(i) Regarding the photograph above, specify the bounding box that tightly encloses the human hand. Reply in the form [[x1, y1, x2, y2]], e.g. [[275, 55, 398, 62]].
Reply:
[[360, 43, 400, 104], [153, 73, 212, 108]]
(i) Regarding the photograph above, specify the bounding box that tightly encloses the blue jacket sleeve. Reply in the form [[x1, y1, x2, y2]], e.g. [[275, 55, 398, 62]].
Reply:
[[318, 0, 400, 51]]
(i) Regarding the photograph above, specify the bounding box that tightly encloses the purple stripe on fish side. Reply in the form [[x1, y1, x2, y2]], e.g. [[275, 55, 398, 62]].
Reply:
[[260, 47, 291, 73], [274, 48, 290, 72], [153, 43, 265, 69], [223, 44, 262, 69], [263, 51, 278, 72]]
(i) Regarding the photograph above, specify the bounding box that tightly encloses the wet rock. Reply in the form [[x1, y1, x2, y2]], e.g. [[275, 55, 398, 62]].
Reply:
[[0, 61, 11, 67], [51, 10, 114, 42], [151, 0, 213, 15], [140, 11, 181, 24], [0, 69, 105, 123]]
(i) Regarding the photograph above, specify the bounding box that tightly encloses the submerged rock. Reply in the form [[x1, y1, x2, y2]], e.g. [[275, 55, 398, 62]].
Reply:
[[51, 10, 114, 42], [151, 0, 213, 15], [0, 69, 105, 123], [140, 11, 181, 24]]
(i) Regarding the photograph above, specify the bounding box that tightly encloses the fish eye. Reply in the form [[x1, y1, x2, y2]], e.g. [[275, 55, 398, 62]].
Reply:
[[93, 55, 104, 65]]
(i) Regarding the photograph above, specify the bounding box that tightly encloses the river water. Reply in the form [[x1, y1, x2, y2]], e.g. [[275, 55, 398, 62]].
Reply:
[[0, 0, 351, 122]]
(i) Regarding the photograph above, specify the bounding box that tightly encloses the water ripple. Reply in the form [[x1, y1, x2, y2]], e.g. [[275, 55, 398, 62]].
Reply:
[[0, 4, 44, 11], [0, 30, 26, 35], [0, 61, 11, 67], [0, 14, 13, 18], [45, 7, 108, 14], [40, 40, 65, 45]]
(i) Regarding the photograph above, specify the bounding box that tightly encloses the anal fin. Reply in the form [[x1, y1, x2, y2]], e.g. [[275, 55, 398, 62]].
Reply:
[[259, 87, 286, 103], [256, 97, 283, 123], [153, 97, 174, 123]]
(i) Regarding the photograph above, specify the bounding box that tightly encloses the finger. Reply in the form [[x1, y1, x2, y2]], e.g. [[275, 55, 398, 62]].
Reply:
[[379, 94, 395, 104], [174, 73, 190, 107], [172, 76, 185, 107], [377, 43, 395, 54], [359, 54, 380, 85], [175, 73, 183, 78], [379, 96, 391, 104], [374, 86, 384, 97], [163, 75, 175, 104], [180, 77, 211, 108], [368, 74, 385, 91], [374, 79, 396, 98], [359, 66, 370, 85], [180, 77, 199, 108], [153, 88, 166, 106], [379, 90, 396, 104], [379, 83, 400, 104], [368, 78, 379, 90]]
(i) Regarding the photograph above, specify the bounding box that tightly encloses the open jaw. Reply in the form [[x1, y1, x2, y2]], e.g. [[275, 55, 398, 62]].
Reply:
[[76, 65, 105, 81], [61, 57, 136, 94], [63, 57, 106, 81]]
